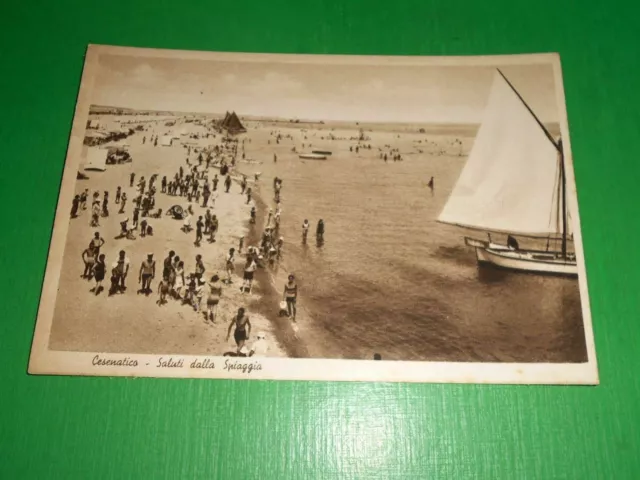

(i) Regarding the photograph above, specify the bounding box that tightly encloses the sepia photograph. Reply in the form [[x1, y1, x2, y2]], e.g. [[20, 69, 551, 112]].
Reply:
[[28, 45, 598, 383]]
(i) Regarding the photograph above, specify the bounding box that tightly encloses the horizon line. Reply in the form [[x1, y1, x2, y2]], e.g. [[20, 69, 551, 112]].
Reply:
[[88, 104, 560, 127]]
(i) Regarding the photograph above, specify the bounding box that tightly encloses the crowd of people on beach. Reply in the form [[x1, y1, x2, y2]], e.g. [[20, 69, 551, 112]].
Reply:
[[71, 126, 310, 356]]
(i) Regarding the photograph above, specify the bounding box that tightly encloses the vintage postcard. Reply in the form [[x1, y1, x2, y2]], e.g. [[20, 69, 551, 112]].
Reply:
[[28, 45, 598, 384]]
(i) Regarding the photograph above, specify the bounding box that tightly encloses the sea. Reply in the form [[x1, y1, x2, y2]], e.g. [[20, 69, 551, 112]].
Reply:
[[238, 125, 588, 363]]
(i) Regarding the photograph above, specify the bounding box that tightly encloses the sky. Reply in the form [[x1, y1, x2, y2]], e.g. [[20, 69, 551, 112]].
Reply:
[[91, 54, 560, 124]]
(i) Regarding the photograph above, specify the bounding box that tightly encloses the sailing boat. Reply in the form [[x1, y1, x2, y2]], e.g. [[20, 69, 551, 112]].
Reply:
[[438, 69, 577, 276]]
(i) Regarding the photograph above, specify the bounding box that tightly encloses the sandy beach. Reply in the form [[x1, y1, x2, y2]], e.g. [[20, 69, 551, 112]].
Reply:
[[49, 115, 288, 357]]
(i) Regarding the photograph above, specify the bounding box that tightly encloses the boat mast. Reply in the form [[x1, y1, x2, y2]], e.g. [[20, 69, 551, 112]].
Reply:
[[559, 139, 567, 258]]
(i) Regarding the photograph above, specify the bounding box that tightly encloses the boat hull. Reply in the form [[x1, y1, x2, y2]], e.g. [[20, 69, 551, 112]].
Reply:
[[465, 237, 578, 276], [299, 154, 327, 160]]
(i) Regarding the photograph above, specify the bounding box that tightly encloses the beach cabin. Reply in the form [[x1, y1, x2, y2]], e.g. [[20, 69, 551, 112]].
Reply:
[[87, 119, 101, 129], [160, 135, 174, 147], [84, 148, 108, 172]]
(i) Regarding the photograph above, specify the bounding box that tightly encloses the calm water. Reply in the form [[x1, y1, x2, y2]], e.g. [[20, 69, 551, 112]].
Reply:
[[240, 129, 588, 363]]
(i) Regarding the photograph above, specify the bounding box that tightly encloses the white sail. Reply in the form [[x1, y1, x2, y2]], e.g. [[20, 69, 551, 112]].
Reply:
[[438, 72, 566, 237]]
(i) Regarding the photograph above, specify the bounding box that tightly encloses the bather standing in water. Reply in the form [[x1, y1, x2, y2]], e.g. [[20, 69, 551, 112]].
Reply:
[[316, 219, 325, 240]]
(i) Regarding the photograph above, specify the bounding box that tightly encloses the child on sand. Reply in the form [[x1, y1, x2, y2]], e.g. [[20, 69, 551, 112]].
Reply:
[[183, 274, 201, 311], [157, 276, 169, 306]]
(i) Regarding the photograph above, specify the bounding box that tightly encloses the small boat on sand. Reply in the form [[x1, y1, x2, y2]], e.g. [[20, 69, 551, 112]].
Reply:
[[312, 150, 332, 155], [299, 153, 327, 160]]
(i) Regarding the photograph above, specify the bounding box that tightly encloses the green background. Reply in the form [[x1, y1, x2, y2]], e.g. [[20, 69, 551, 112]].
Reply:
[[2, 1, 639, 478]]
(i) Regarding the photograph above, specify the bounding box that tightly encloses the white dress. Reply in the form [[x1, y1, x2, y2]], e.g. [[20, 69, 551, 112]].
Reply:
[[174, 268, 184, 290]]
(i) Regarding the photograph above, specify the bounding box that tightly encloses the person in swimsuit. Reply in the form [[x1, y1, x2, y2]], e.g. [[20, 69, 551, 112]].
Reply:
[[80, 189, 88, 210], [283, 274, 298, 321], [111, 250, 130, 293], [194, 254, 205, 280], [115, 186, 122, 204], [118, 192, 127, 214], [101, 191, 109, 217], [71, 195, 80, 218], [81, 244, 97, 279], [92, 254, 106, 295], [90, 200, 100, 227], [195, 216, 204, 246], [316, 219, 325, 240], [163, 251, 175, 280], [173, 260, 185, 299], [138, 253, 156, 295], [225, 248, 235, 284], [242, 256, 258, 294], [89, 232, 105, 256], [226, 307, 251, 352], [205, 274, 222, 322], [302, 219, 309, 243]]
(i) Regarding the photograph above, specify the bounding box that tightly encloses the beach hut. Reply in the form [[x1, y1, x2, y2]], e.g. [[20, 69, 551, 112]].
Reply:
[[160, 135, 174, 147], [87, 119, 101, 129], [84, 148, 108, 172]]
